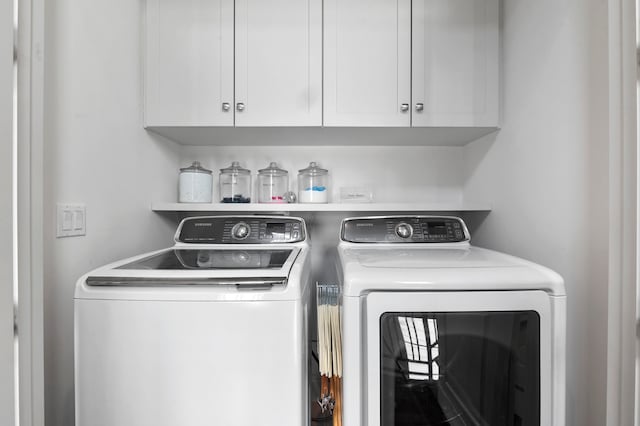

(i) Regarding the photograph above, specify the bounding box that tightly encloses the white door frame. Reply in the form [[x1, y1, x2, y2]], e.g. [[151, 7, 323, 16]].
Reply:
[[606, 0, 639, 424], [1, 0, 17, 422], [15, 0, 45, 424]]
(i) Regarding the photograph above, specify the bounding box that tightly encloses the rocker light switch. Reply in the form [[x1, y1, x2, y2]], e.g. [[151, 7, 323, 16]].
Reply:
[[74, 210, 85, 230], [62, 211, 73, 231], [57, 203, 86, 237]]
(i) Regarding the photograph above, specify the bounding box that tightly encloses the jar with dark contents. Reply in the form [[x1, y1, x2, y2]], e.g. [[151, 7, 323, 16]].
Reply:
[[219, 161, 251, 203]]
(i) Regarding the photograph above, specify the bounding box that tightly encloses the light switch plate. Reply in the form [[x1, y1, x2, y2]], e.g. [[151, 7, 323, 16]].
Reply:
[[57, 203, 86, 237]]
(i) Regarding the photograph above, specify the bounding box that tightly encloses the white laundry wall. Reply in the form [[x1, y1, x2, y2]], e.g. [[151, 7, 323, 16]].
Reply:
[[42, 1, 610, 426], [43, 1, 180, 425], [463, 1, 609, 425], [180, 145, 466, 205]]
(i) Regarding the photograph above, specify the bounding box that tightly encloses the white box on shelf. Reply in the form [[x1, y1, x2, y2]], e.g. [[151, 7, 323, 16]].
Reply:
[[339, 186, 373, 203]]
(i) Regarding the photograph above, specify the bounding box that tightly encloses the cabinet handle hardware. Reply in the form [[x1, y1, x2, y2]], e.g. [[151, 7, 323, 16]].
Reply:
[[236, 102, 245, 112], [222, 102, 230, 112], [415, 103, 424, 112], [400, 103, 409, 112]]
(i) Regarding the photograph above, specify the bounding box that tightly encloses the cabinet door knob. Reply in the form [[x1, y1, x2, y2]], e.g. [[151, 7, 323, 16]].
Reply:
[[400, 103, 409, 112], [415, 103, 424, 112], [236, 102, 245, 112], [222, 102, 230, 112]]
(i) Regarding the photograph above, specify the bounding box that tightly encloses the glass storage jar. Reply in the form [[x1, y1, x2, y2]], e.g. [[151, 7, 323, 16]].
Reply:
[[179, 161, 213, 203], [219, 161, 251, 203], [298, 162, 329, 203], [257, 162, 289, 203]]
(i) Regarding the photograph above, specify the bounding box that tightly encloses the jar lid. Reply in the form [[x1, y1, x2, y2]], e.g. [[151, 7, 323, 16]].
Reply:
[[180, 161, 212, 174], [220, 161, 250, 175], [258, 162, 288, 176], [298, 161, 328, 176]]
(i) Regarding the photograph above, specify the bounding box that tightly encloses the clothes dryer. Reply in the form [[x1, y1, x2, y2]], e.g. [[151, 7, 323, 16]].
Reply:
[[337, 216, 566, 426], [75, 216, 312, 426]]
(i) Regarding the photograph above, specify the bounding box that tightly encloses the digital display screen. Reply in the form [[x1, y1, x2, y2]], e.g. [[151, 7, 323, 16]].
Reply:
[[266, 223, 286, 235], [427, 222, 448, 235]]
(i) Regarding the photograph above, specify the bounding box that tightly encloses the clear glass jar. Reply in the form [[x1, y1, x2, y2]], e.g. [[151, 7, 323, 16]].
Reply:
[[179, 161, 213, 203], [258, 162, 289, 204], [298, 162, 329, 203], [219, 161, 251, 203]]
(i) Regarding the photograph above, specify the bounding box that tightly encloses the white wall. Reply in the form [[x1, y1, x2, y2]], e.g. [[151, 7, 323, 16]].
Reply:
[[463, 1, 609, 425], [43, 0, 180, 425], [181, 145, 466, 204]]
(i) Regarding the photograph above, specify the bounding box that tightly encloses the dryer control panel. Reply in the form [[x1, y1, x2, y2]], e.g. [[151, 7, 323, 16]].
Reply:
[[341, 216, 469, 243], [175, 216, 306, 244]]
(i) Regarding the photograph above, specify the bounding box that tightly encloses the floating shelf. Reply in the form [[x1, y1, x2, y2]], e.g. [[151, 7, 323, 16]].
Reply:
[[147, 127, 500, 147], [152, 202, 491, 213]]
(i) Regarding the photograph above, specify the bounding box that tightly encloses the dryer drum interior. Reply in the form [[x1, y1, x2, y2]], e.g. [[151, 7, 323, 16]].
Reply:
[[380, 311, 540, 426]]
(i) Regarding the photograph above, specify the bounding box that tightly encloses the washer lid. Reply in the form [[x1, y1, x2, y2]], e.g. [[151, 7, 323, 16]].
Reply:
[[116, 248, 293, 270], [75, 244, 310, 301], [80, 246, 302, 287]]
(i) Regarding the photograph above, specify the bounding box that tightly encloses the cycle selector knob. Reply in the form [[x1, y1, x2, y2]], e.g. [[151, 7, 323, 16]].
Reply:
[[395, 223, 413, 239], [231, 222, 250, 240]]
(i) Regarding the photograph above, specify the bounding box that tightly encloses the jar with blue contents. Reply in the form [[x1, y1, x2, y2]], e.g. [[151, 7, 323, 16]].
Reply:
[[298, 162, 328, 203], [219, 161, 251, 203]]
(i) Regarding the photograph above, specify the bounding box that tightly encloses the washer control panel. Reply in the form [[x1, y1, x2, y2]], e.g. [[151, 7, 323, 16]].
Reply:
[[176, 216, 306, 244], [341, 216, 469, 243]]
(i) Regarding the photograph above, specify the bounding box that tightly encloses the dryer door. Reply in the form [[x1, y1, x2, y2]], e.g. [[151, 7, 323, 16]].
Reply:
[[365, 290, 558, 426]]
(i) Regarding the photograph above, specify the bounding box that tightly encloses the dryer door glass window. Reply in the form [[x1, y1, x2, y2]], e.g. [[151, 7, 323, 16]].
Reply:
[[380, 311, 540, 426]]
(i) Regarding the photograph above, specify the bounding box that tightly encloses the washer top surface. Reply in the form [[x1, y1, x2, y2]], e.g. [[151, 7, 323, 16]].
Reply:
[[344, 246, 513, 269], [338, 216, 565, 296], [75, 216, 310, 302]]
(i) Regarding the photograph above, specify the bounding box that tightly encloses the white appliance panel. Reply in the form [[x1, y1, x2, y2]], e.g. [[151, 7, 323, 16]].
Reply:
[[75, 298, 308, 426]]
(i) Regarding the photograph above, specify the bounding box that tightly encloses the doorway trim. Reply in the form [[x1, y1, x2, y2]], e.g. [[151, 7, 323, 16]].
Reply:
[[606, 0, 639, 424], [15, 0, 45, 424]]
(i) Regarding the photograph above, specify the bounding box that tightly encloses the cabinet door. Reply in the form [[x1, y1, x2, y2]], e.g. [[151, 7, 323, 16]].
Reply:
[[412, 0, 499, 127], [145, 0, 234, 127], [324, 0, 411, 127], [234, 0, 322, 127]]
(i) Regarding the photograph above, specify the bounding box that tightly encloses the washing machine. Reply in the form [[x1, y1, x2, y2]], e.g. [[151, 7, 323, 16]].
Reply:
[[337, 215, 566, 426], [74, 215, 312, 426]]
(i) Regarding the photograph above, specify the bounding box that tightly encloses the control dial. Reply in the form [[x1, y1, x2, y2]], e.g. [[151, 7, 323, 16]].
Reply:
[[395, 223, 413, 239], [231, 222, 251, 240]]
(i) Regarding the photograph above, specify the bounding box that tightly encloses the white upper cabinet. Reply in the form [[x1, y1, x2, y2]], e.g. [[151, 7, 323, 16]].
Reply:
[[145, 0, 499, 132], [235, 0, 322, 126], [145, 0, 322, 128], [145, 0, 234, 127], [323, 0, 499, 128], [323, 0, 412, 127], [412, 0, 499, 127]]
